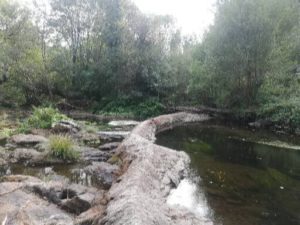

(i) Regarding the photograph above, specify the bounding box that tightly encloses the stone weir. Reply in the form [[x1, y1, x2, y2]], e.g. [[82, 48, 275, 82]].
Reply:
[[101, 112, 210, 225]]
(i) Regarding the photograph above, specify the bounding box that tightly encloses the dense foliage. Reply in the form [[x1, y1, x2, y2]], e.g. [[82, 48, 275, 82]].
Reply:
[[0, 0, 299, 125], [190, 0, 300, 125]]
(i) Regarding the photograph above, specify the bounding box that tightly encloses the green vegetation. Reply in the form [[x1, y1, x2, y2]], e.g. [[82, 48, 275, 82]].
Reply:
[[19, 107, 68, 132], [99, 98, 165, 119], [49, 135, 79, 161], [188, 0, 300, 126], [0, 0, 299, 127], [0, 128, 14, 139]]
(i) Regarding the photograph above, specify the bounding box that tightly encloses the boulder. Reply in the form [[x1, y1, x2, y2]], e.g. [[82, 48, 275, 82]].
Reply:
[[52, 120, 80, 133], [81, 162, 119, 189], [10, 134, 48, 146], [9, 148, 45, 164]]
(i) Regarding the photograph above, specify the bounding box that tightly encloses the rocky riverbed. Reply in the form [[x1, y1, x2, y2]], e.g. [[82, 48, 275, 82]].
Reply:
[[0, 109, 140, 225], [0, 110, 211, 225]]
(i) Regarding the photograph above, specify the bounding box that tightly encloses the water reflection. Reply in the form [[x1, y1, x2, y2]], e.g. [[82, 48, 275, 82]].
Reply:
[[157, 124, 300, 225]]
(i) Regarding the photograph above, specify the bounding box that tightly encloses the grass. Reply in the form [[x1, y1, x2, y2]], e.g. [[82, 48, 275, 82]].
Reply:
[[49, 135, 79, 161], [0, 112, 16, 139], [18, 106, 69, 133]]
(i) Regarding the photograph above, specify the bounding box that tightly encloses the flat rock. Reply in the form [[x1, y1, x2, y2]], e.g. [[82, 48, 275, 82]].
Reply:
[[97, 131, 129, 142], [80, 147, 110, 162], [9, 148, 45, 164], [108, 120, 140, 127], [10, 134, 48, 146], [99, 142, 120, 151], [0, 180, 74, 225]]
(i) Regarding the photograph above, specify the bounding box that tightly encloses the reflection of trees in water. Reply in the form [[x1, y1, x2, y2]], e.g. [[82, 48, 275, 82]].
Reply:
[[253, 145, 300, 178]]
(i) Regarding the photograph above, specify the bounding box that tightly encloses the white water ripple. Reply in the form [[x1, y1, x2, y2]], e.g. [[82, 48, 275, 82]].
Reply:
[[167, 179, 219, 224]]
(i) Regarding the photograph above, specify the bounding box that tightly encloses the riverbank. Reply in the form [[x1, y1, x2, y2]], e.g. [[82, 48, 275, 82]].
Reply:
[[1, 108, 213, 224]]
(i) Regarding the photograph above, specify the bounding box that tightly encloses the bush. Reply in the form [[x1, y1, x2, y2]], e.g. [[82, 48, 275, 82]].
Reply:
[[49, 135, 79, 161], [28, 107, 67, 128], [99, 98, 165, 119], [19, 106, 68, 132]]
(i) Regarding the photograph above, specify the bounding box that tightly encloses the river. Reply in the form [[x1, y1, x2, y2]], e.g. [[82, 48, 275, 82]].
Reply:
[[156, 123, 300, 225]]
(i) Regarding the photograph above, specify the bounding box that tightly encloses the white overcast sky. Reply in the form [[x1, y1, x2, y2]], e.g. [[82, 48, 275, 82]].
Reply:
[[133, 0, 216, 36], [18, 0, 216, 36]]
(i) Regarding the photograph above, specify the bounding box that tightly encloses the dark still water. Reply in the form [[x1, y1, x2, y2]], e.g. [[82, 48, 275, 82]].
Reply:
[[156, 124, 300, 225]]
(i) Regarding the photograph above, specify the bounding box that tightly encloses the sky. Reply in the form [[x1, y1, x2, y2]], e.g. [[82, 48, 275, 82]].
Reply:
[[18, 0, 216, 37], [133, 0, 216, 36]]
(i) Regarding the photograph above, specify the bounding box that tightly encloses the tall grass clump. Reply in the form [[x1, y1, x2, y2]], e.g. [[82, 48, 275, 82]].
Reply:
[[49, 135, 79, 161]]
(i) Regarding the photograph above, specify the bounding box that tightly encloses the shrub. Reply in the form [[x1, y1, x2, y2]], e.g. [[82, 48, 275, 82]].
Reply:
[[19, 106, 68, 132], [99, 98, 165, 119], [28, 107, 68, 129], [49, 135, 79, 161]]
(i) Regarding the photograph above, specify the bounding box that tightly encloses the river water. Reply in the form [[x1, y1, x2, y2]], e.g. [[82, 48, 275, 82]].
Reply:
[[156, 123, 300, 225]]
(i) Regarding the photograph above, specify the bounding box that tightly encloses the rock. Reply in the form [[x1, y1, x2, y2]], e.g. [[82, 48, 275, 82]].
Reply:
[[10, 134, 48, 146], [19, 175, 103, 216], [82, 162, 119, 189], [30, 128, 51, 137], [52, 120, 80, 133], [99, 142, 120, 151], [75, 205, 106, 225], [101, 112, 211, 225], [80, 132, 101, 147], [61, 196, 92, 215], [0, 158, 7, 167], [0, 179, 74, 225], [59, 184, 104, 214], [97, 131, 129, 142], [80, 147, 110, 162], [108, 120, 140, 127], [4, 143, 16, 150], [9, 148, 46, 164]]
